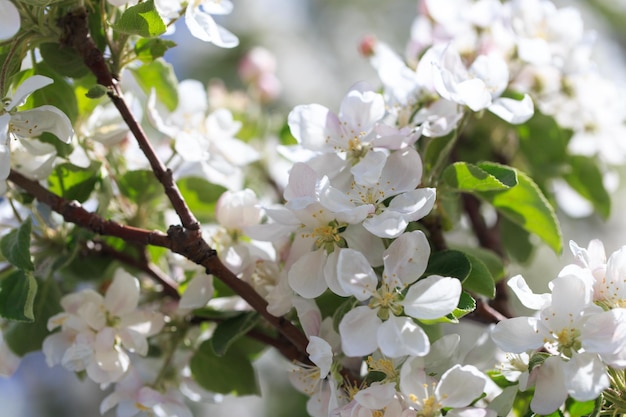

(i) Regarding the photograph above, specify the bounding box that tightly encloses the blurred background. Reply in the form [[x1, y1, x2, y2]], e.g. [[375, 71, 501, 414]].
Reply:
[[3, 0, 626, 416]]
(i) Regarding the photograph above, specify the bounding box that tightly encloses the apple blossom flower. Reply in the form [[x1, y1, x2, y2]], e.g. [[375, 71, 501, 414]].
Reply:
[[337, 231, 462, 358], [400, 359, 496, 417], [319, 147, 436, 238], [1, 75, 73, 194], [491, 270, 626, 413], [43, 269, 165, 386], [149, 79, 258, 190], [431, 46, 534, 124]]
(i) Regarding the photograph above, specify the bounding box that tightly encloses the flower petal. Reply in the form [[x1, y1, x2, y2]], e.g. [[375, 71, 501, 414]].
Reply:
[[105, 269, 140, 316], [402, 275, 461, 319], [377, 315, 430, 358], [383, 230, 430, 288], [179, 275, 214, 310], [11, 105, 73, 143], [0, 0, 20, 42], [339, 306, 381, 357]]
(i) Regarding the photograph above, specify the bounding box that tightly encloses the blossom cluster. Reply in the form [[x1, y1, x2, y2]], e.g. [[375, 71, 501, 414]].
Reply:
[[1, 0, 626, 417], [493, 239, 626, 414]]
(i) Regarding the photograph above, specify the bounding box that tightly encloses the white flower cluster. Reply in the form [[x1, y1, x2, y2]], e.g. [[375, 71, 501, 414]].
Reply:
[[492, 239, 626, 414]]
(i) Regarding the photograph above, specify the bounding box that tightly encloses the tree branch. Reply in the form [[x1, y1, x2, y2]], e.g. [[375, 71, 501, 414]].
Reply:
[[7, 169, 311, 363], [58, 7, 199, 231]]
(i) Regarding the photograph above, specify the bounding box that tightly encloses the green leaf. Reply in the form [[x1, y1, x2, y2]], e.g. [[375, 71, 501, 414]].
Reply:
[[211, 312, 261, 356], [566, 397, 596, 417], [500, 217, 534, 263], [450, 246, 505, 282], [1, 218, 34, 271], [134, 38, 177, 63], [48, 162, 102, 203], [448, 291, 476, 322], [117, 169, 163, 203], [0, 270, 38, 321], [5, 278, 62, 355], [564, 155, 611, 219], [461, 253, 496, 298], [190, 339, 260, 395], [113, 0, 167, 37], [423, 250, 471, 282], [86, 84, 108, 99], [176, 177, 227, 223], [477, 165, 562, 254], [39, 43, 89, 79], [130, 58, 178, 111], [442, 162, 517, 192]]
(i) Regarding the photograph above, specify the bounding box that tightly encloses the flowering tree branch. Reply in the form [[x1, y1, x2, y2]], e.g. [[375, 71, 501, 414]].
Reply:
[[7, 169, 310, 363], [58, 7, 199, 231]]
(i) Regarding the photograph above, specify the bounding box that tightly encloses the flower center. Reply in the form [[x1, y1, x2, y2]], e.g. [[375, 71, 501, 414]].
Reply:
[[369, 284, 403, 320]]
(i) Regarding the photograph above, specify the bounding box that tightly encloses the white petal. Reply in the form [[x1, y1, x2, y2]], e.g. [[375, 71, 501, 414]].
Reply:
[[437, 365, 487, 408], [491, 317, 543, 352], [530, 357, 568, 415], [11, 105, 73, 143], [105, 269, 140, 316], [0, 146, 10, 184], [342, 224, 385, 267], [507, 275, 551, 310], [118, 328, 148, 356], [119, 310, 165, 337], [336, 248, 378, 300], [185, 5, 239, 48], [377, 315, 430, 358], [307, 336, 333, 378], [0, 0, 20, 41], [383, 230, 430, 288], [339, 83, 385, 132], [388, 188, 436, 222], [288, 249, 328, 299], [364, 209, 408, 239], [582, 308, 626, 355], [354, 382, 397, 409], [351, 150, 387, 186], [287, 104, 337, 152], [565, 353, 609, 401], [379, 147, 423, 195], [8, 75, 53, 109], [179, 275, 214, 310], [338, 306, 381, 357], [488, 95, 534, 124], [402, 275, 461, 319]]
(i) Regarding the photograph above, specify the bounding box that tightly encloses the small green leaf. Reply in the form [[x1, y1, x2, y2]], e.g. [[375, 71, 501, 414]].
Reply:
[[176, 177, 227, 223], [477, 166, 562, 254], [5, 278, 62, 355], [30, 62, 79, 124], [117, 169, 163, 203], [86, 84, 108, 99], [0, 270, 38, 322], [211, 312, 261, 356], [451, 246, 505, 282], [113, 0, 167, 37], [130, 59, 178, 111], [566, 397, 596, 417], [134, 38, 177, 62], [1, 218, 34, 271], [461, 253, 496, 298], [442, 162, 516, 192], [564, 155, 611, 219], [423, 250, 471, 282], [48, 162, 102, 203], [39, 43, 89, 79], [449, 291, 476, 321], [190, 340, 260, 395]]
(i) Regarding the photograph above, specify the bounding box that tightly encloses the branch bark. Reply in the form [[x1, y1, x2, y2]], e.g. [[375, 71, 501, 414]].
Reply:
[[7, 169, 311, 363]]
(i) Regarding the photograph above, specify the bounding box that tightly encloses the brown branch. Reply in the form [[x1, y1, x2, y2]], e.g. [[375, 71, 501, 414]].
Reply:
[[461, 193, 513, 318], [7, 169, 310, 363], [58, 7, 199, 231], [84, 240, 180, 299]]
